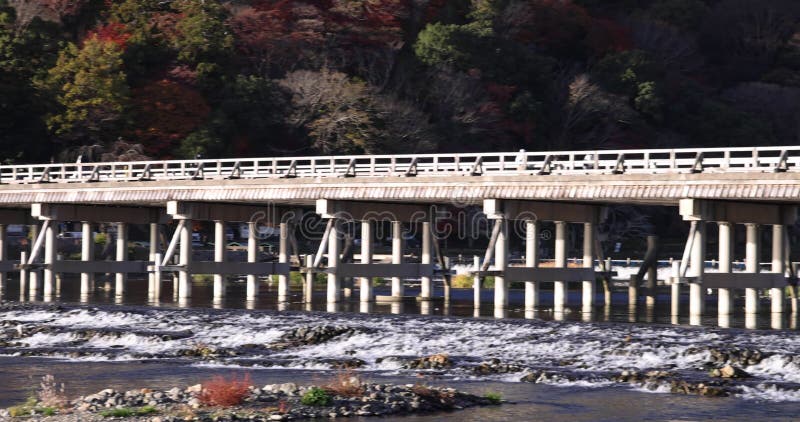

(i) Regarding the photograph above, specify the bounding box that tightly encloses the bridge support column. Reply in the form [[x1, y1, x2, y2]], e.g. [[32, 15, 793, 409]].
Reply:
[[114, 222, 128, 297], [148, 223, 159, 297], [278, 222, 289, 302], [718, 222, 733, 316], [19, 251, 27, 296], [43, 221, 57, 298], [494, 218, 509, 313], [689, 221, 706, 318], [0, 225, 6, 291], [670, 260, 680, 316], [28, 224, 41, 295], [327, 220, 341, 303], [525, 220, 539, 310], [178, 219, 192, 299], [360, 221, 374, 302], [305, 255, 314, 303], [246, 221, 258, 300], [213, 221, 226, 300], [391, 221, 404, 298], [772, 224, 786, 313], [473, 256, 481, 308], [80, 222, 94, 296], [554, 221, 567, 312], [745, 224, 760, 314], [420, 221, 432, 300], [582, 222, 595, 312]]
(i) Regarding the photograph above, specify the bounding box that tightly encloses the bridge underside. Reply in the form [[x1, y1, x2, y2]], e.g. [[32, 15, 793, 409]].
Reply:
[[0, 172, 798, 208]]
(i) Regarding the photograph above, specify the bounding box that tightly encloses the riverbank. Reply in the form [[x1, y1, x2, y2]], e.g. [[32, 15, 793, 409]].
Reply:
[[3, 378, 499, 421]]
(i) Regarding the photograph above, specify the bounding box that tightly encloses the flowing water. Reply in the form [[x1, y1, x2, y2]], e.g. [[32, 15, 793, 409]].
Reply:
[[0, 275, 799, 420]]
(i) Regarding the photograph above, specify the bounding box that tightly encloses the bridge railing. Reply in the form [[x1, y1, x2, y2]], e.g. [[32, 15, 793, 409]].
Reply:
[[0, 146, 797, 184]]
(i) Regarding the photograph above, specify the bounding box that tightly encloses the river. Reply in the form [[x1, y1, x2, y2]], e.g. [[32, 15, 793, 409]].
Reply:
[[0, 275, 799, 420]]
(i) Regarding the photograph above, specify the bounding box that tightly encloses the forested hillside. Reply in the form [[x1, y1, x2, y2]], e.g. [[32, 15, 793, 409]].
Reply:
[[0, 0, 798, 163]]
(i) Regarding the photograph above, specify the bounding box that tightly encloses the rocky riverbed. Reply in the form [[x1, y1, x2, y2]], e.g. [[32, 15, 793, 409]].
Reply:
[[2, 380, 498, 420], [1, 302, 800, 403]]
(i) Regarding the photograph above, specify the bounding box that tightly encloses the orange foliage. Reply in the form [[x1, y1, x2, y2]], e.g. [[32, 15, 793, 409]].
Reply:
[[130, 79, 210, 157], [198, 374, 252, 407], [86, 23, 131, 49]]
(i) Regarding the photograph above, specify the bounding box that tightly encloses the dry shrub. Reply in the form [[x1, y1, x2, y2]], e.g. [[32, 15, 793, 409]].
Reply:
[[38, 374, 68, 408], [198, 373, 252, 407], [322, 369, 365, 398]]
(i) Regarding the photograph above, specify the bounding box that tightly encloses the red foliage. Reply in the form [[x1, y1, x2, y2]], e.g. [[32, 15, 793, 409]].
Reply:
[[130, 79, 211, 157], [486, 83, 517, 104], [86, 22, 131, 49], [587, 18, 633, 56], [230, 0, 410, 70], [198, 374, 252, 407]]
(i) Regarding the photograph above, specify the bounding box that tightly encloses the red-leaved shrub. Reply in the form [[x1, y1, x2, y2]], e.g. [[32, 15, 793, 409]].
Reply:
[[198, 374, 252, 407]]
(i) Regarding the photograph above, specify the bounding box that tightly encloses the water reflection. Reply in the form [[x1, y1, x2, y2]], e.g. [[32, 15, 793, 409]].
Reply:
[[718, 314, 731, 328], [1, 274, 798, 331]]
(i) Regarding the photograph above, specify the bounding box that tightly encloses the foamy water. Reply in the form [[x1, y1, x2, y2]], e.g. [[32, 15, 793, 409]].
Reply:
[[1, 304, 799, 402]]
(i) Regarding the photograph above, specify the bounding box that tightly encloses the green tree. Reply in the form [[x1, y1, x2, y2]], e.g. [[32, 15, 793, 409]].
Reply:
[[414, 22, 474, 68], [0, 2, 58, 162], [173, 0, 232, 66], [42, 36, 130, 145]]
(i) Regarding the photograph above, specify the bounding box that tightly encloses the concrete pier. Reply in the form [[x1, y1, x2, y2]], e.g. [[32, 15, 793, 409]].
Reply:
[[391, 221, 404, 299], [670, 260, 680, 316], [43, 221, 56, 298], [277, 222, 289, 302], [494, 218, 509, 312], [213, 221, 226, 299], [178, 219, 192, 299], [525, 220, 539, 310], [745, 224, 760, 314], [0, 225, 6, 291], [148, 223, 158, 296], [772, 224, 786, 313], [80, 222, 93, 296], [582, 222, 594, 311], [327, 220, 341, 303], [689, 221, 706, 318], [305, 255, 314, 303], [115, 222, 127, 297], [473, 255, 481, 308], [717, 222, 733, 315], [359, 221, 373, 302], [554, 221, 567, 312], [246, 221, 258, 300], [420, 222, 432, 300]]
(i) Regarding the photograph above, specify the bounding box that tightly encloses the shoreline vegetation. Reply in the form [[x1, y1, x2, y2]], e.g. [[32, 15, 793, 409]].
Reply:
[[2, 373, 503, 421]]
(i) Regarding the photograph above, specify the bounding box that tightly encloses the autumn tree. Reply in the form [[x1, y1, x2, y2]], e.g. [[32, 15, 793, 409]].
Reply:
[[42, 35, 130, 146], [130, 79, 210, 157], [281, 69, 438, 154]]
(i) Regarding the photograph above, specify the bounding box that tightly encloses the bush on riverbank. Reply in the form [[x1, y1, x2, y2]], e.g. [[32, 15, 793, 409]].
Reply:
[[300, 387, 331, 406], [199, 374, 251, 407]]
